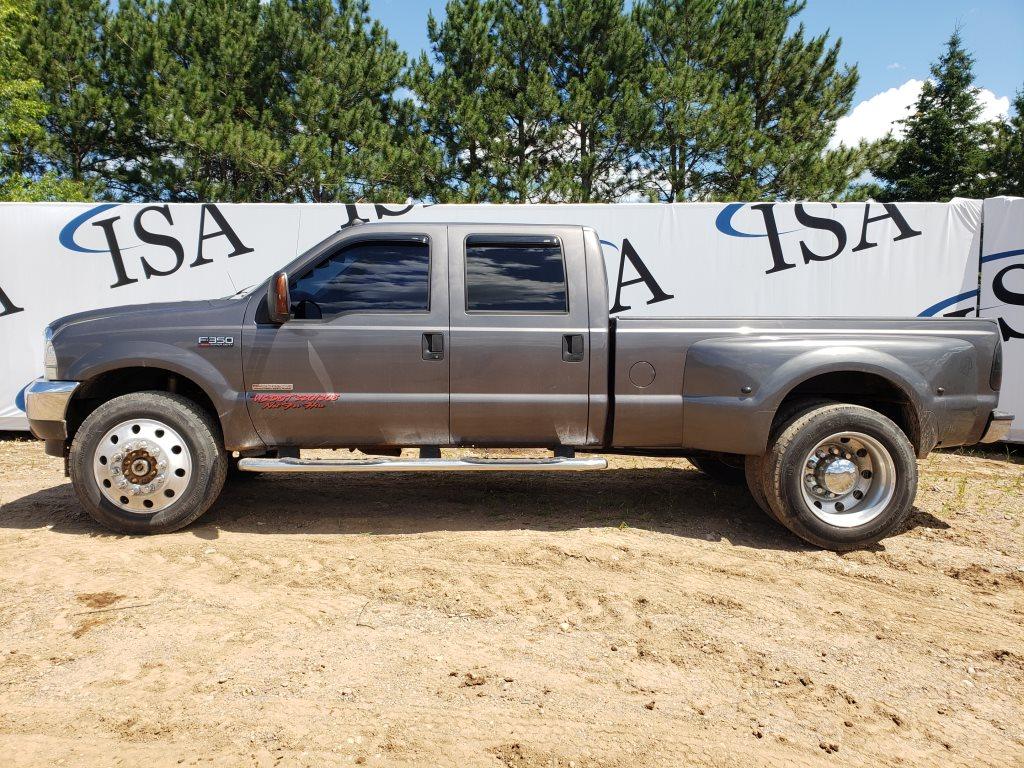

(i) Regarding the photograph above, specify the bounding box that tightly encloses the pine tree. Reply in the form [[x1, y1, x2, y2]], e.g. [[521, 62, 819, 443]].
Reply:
[[22, 0, 117, 196], [984, 88, 1023, 197], [137, 0, 290, 201], [713, 0, 860, 200], [489, 0, 562, 201], [411, 0, 502, 202], [634, 0, 743, 201], [873, 31, 990, 201], [546, 0, 651, 202], [267, 0, 435, 202]]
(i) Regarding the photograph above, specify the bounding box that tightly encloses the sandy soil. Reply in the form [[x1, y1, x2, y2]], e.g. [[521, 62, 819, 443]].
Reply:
[[0, 437, 1022, 767]]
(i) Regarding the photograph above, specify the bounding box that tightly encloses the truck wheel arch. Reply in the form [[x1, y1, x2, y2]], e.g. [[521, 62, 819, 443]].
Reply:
[[65, 366, 222, 445], [769, 369, 930, 457]]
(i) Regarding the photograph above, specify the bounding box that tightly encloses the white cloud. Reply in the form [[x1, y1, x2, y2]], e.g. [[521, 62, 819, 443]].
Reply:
[[886, 62, 903, 70], [830, 79, 1011, 149]]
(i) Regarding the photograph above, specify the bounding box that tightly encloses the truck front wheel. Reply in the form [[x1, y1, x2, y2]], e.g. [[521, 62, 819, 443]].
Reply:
[[69, 391, 228, 534], [760, 403, 917, 551]]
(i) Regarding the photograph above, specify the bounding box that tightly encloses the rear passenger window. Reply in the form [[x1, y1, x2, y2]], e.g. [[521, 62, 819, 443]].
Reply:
[[465, 235, 568, 313], [289, 238, 429, 319]]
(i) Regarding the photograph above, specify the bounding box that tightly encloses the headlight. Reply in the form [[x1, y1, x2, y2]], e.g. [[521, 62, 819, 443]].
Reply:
[[43, 325, 57, 380]]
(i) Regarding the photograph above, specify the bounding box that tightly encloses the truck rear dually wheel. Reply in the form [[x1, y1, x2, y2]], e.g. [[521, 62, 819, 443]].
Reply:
[[760, 403, 917, 550], [69, 391, 227, 534]]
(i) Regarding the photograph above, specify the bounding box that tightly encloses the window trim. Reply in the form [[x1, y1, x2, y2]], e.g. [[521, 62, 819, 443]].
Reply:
[[287, 234, 433, 321], [462, 234, 569, 316]]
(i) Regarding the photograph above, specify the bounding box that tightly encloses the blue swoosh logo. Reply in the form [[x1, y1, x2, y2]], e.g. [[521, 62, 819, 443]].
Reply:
[[715, 202, 800, 238], [917, 289, 979, 317], [58, 203, 120, 253], [980, 247, 1024, 264]]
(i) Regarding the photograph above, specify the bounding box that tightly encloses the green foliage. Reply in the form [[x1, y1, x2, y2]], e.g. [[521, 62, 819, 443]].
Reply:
[[634, 0, 738, 201], [22, 0, 117, 192], [0, 0, 89, 200], [274, 0, 436, 203], [23, 0, 432, 202], [873, 31, 992, 201], [0, 0, 45, 142], [985, 88, 1024, 197], [9, 1, 1019, 203], [709, 0, 861, 200], [411, 0, 502, 202], [490, 0, 563, 201], [546, 0, 651, 202]]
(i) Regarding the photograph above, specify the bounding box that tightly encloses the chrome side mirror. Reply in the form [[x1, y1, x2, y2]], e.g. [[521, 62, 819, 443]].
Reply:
[[266, 272, 291, 324]]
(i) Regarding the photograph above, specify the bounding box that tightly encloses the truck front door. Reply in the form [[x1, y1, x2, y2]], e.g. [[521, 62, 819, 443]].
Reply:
[[447, 225, 590, 446], [242, 226, 450, 448]]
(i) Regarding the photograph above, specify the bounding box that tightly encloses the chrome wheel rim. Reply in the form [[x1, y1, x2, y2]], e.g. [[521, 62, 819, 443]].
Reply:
[[800, 431, 896, 528], [92, 418, 192, 514]]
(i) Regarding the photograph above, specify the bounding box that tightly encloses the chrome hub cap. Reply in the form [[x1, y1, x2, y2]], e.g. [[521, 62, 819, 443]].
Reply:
[[800, 432, 896, 528], [93, 418, 192, 514]]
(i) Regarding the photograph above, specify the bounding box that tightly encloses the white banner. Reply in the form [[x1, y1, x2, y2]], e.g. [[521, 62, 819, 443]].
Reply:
[[980, 196, 1024, 443], [0, 200, 987, 431]]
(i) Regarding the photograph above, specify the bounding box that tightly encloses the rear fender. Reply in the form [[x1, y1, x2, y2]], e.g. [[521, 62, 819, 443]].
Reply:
[[680, 337, 939, 455]]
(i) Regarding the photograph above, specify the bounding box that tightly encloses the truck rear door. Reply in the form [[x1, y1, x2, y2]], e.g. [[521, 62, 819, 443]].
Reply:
[[447, 225, 590, 446]]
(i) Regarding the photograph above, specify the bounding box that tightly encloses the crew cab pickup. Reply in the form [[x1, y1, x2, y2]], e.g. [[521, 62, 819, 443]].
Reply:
[[25, 223, 1012, 549]]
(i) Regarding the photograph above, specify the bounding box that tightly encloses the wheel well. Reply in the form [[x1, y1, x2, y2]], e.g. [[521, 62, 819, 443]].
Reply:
[[775, 371, 922, 453], [66, 368, 221, 442]]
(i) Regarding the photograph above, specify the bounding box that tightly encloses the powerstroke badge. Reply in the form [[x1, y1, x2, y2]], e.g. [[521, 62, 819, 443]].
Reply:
[[251, 383, 293, 391], [252, 393, 340, 410]]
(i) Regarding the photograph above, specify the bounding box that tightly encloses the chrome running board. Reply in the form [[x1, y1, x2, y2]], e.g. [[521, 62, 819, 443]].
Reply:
[[237, 456, 607, 473]]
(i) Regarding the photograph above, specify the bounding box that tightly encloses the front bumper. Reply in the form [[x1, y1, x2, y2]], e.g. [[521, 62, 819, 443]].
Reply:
[[25, 379, 79, 442], [979, 410, 1014, 444]]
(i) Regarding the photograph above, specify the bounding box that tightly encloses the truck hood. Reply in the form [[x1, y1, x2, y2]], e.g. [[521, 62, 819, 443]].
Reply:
[[49, 298, 248, 338]]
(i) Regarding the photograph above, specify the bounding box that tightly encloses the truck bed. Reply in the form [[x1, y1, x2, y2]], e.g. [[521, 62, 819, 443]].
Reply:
[[610, 316, 1002, 455]]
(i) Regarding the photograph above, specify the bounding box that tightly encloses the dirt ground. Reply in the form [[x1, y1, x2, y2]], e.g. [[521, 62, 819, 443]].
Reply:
[[0, 437, 1022, 768]]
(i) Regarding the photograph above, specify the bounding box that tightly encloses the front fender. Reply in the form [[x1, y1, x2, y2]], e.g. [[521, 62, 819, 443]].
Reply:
[[62, 340, 258, 451]]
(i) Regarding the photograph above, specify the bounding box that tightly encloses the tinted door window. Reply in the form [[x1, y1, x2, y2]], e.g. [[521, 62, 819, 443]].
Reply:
[[465, 236, 567, 313], [290, 238, 429, 319]]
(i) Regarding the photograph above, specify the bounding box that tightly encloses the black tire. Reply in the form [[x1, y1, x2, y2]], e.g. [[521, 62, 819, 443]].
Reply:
[[745, 398, 832, 525], [69, 391, 228, 534], [688, 455, 746, 485], [744, 455, 779, 522], [761, 403, 917, 551]]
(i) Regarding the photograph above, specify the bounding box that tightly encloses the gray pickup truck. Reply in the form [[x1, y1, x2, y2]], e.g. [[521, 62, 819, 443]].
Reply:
[[25, 222, 1011, 549]]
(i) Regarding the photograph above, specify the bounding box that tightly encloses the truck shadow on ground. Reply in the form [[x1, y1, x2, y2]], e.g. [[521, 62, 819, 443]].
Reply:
[[1, 467, 949, 553]]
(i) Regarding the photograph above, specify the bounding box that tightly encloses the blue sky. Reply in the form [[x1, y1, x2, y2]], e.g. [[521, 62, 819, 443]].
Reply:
[[369, 0, 1023, 143]]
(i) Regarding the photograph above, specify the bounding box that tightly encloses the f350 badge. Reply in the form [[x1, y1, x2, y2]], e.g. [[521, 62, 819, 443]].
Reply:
[[198, 335, 234, 347]]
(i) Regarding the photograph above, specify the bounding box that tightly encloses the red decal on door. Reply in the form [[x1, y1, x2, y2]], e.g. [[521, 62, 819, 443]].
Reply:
[[252, 393, 340, 410]]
